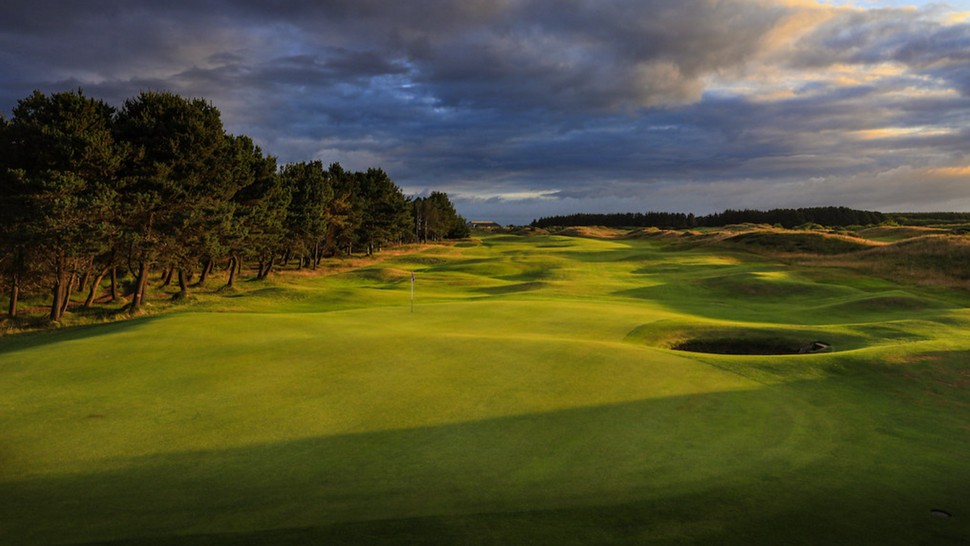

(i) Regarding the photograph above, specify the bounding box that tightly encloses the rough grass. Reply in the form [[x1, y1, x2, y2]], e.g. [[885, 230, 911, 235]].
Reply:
[[854, 225, 951, 242], [554, 226, 629, 239], [1, 233, 968, 545], [723, 230, 877, 255], [809, 235, 970, 289]]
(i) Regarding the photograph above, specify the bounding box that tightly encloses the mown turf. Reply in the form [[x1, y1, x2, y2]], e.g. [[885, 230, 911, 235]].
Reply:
[[1, 234, 968, 545]]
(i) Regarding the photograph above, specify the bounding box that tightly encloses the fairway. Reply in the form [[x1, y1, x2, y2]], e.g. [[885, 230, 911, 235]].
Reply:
[[1, 233, 968, 545]]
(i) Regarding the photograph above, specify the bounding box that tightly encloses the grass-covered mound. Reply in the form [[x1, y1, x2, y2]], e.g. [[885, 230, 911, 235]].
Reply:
[[554, 225, 628, 239], [807, 234, 970, 289], [854, 225, 951, 242], [1, 232, 968, 545], [723, 229, 876, 255], [869, 235, 970, 279]]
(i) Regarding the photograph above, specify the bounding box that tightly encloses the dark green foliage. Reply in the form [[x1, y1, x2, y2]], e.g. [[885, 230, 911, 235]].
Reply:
[[356, 168, 414, 255], [324, 162, 363, 256], [0, 89, 461, 316], [0, 117, 42, 316], [532, 207, 886, 230], [226, 135, 287, 282], [531, 211, 697, 229], [888, 212, 970, 226], [413, 191, 469, 241], [115, 91, 230, 306], [701, 207, 886, 228], [2, 90, 121, 319], [281, 161, 333, 269]]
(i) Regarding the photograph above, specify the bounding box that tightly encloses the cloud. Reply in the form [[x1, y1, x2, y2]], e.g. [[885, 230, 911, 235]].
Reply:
[[789, 7, 970, 93], [2, 1, 970, 222], [1, 0, 798, 113]]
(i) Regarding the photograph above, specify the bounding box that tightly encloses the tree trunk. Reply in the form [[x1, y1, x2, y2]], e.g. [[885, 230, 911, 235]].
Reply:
[[84, 267, 109, 307], [129, 261, 149, 314], [161, 266, 175, 287], [49, 252, 68, 321], [226, 255, 238, 288], [282, 248, 291, 267], [78, 263, 91, 294], [50, 282, 64, 321], [257, 256, 275, 280], [7, 247, 23, 318], [174, 269, 188, 300], [196, 258, 214, 287], [7, 271, 19, 318], [60, 268, 78, 317], [312, 242, 320, 270]]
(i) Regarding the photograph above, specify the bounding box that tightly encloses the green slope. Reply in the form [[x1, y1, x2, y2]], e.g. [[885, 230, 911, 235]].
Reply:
[[0, 234, 967, 545]]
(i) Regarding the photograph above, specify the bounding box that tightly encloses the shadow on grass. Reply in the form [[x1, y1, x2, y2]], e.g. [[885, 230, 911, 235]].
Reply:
[[631, 263, 748, 276], [498, 267, 559, 282], [623, 320, 871, 371], [476, 281, 548, 295], [3, 381, 967, 545], [72, 487, 968, 546], [0, 314, 165, 355]]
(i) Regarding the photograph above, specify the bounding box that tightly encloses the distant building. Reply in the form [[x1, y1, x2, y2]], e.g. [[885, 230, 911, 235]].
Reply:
[[469, 220, 502, 230]]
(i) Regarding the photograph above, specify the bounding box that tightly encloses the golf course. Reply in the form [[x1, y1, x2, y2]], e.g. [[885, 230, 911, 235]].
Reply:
[[1, 229, 968, 545]]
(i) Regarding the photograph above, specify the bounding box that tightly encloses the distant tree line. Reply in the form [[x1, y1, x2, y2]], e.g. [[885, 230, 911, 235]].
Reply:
[[0, 89, 468, 320], [888, 212, 970, 226], [531, 212, 699, 230], [531, 207, 887, 230]]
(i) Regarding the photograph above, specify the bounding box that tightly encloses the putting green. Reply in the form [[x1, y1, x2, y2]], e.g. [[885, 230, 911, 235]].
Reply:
[[1, 234, 968, 544]]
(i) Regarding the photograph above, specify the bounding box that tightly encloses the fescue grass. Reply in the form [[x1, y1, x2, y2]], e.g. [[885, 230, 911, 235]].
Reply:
[[854, 225, 952, 242], [1, 233, 968, 545], [723, 230, 878, 255]]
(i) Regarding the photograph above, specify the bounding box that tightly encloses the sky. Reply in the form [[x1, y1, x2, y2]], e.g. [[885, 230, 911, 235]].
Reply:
[[2, 1, 970, 225]]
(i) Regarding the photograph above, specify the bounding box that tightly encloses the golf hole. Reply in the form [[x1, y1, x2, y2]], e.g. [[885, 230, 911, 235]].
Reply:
[[931, 509, 952, 518], [671, 337, 831, 355]]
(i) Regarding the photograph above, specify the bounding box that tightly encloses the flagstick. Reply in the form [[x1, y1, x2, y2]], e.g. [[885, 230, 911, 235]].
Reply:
[[410, 271, 415, 313]]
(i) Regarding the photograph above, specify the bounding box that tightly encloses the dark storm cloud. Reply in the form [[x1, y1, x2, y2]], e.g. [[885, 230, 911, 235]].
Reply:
[[3, 1, 970, 223], [791, 8, 970, 67], [358, 0, 791, 112], [1, 0, 794, 111]]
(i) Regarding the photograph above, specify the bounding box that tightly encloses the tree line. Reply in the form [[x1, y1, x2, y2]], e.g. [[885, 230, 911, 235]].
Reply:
[[0, 89, 468, 320], [531, 206, 887, 230], [889, 212, 970, 226]]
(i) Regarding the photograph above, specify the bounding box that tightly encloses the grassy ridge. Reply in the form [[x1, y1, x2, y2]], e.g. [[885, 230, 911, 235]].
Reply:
[[1, 234, 968, 544]]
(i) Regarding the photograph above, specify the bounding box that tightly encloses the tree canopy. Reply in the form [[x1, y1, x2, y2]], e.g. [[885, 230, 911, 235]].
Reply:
[[0, 89, 468, 320], [531, 207, 888, 230]]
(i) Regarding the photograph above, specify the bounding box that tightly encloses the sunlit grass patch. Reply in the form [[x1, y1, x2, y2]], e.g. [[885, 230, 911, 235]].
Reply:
[[2, 232, 969, 545]]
